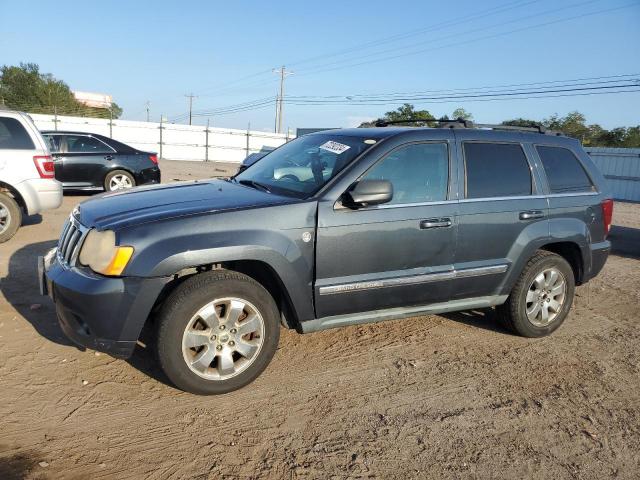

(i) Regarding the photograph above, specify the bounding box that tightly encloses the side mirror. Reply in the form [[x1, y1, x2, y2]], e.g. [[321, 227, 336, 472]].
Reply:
[[344, 179, 393, 208]]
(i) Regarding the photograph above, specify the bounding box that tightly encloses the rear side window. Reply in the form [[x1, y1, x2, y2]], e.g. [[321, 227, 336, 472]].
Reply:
[[362, 142, 449, 204], [66, 135, 113, 153], [464, 142, 532, 198], [0, 117, 35, 149], [536, 145, 594, 193], [44, 134, 62, 153]]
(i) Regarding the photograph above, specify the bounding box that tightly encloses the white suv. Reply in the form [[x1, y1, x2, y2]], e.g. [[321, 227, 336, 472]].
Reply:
[[0, 110, 63, 242]]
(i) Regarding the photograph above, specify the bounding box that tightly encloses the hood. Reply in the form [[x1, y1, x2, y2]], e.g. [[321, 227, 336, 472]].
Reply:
[[77, 179, 296, 230]]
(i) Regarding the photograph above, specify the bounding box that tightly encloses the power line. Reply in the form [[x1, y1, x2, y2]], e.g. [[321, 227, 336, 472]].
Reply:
[[188, 0, 543, 98], [287, 75, 640, 100], [168, 75, 639, 120], [287, 0, 541, 68], [295, 2, 636, 76]]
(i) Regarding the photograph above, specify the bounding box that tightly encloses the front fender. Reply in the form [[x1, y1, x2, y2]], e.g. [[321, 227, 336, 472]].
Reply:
[[119, 206, 317, 322]]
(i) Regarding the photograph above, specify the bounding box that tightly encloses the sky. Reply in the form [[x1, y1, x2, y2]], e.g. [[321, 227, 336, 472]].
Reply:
[[1, 0, 639, 132]]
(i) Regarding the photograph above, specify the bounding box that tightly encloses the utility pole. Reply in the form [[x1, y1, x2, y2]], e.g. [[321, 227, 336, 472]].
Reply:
[[185, 93, 197, 125], [272, 66, 293, 134], [145, 101, 150, 122]]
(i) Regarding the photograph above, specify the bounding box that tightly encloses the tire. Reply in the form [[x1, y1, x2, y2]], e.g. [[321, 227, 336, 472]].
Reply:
[[0, 193, 22, 243], [104, 170, 136, 191], [496, 250, 575, 337], [156, 270, 280, 395]]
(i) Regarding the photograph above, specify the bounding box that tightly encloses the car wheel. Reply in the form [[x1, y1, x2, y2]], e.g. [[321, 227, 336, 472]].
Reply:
[[0, 193, 22, 243], [156, 270, 280, 394], [105, 170, 136, 191], [497, 250, 575, 337]]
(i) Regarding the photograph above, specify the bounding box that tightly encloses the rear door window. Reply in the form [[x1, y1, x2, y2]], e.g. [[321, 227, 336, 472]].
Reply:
[[0, 117, 35, 149], [66, 135, 113, 153], [536, 145, 594, 193], [464, 142, 532, 198]]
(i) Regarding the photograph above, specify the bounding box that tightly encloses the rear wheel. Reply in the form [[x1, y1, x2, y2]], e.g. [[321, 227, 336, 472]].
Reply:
[[497, 251, 575, 337], [105, 170, 135, 191], [156, 271, 280, 394], [0, 193, 22, 243]]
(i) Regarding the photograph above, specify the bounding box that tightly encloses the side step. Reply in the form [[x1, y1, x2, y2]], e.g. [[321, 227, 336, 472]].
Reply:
[[299, 295, 508, 333]]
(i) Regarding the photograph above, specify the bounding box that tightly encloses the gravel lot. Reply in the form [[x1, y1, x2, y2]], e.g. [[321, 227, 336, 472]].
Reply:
[[1, 160, 638, 479]]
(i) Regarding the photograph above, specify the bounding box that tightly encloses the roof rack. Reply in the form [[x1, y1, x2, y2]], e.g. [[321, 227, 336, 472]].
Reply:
[[374, 117, 564, 136]]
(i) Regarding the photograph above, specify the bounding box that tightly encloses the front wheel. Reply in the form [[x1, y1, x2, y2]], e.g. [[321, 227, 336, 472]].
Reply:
[[156, 271, 280, 394], [497, 251, 575, 337]]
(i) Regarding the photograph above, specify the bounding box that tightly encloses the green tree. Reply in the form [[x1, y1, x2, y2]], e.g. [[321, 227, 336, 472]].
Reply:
[[359, 103, 435, 127], [501, 118, 541, 128], [0, 62, 121, 118], [452, 107, 473, 120]]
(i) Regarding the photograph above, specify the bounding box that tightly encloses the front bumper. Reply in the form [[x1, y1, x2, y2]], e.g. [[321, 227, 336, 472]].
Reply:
[[40, 248, 169, 358]]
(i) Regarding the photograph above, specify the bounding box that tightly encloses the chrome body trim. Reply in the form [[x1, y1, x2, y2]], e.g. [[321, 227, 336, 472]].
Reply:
[[56, 215, 89, 267], [318, 264, 508, 296]]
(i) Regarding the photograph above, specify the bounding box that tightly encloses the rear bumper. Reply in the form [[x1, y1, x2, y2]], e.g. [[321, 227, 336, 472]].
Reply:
[[585, 240, 611, 282], [14, 178, 63, 215], [41, 248, 169, 358], [136, 166, 161, 186]]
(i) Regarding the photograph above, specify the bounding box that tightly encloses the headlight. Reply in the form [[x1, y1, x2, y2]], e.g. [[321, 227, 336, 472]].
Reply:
[[79, 229, 134, 276]]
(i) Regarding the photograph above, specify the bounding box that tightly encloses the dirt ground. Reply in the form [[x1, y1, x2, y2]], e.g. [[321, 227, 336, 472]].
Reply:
[[1, 160, 638, 479]]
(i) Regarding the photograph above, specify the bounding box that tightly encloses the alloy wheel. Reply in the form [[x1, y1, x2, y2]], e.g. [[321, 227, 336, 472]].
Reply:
[[0, 202, 10, 235], [525, 267, 567, 327], [109, 174, 133, 191], [181, 297, 265, 380]]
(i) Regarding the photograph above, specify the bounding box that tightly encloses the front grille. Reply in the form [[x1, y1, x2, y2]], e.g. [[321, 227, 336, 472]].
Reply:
[[57, 216, 88, 266]]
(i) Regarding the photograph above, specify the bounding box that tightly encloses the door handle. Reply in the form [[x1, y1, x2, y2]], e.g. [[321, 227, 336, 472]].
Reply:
[[420, 218, 452, 229], [519, 210, 545, 220], [104, 155, 114, 161]]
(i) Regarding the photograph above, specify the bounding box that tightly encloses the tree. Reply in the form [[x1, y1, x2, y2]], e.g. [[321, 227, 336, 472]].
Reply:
[[501, 118, 540, 128], [0, 62, 121, 118], [359, 103, 435, 127], [452, 107, 473, 120]]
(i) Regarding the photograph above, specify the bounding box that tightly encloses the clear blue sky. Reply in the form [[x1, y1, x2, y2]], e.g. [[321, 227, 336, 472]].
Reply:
[[1, 0, 639, 131]]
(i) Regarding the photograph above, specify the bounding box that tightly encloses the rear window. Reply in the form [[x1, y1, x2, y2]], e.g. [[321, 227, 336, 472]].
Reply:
[[464, 142, 532, 198], [536, 145, 594, 194], [0, 117, 35, 150]]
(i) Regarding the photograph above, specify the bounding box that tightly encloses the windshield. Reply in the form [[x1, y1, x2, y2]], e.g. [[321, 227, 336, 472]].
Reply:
[[234, 134, 377, 198]]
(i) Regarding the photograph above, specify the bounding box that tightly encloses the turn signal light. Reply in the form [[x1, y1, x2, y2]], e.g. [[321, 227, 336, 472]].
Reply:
[[102, 246, 135, 276]]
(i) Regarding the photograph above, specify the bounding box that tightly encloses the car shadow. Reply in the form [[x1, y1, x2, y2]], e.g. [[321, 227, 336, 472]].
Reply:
[[609, 225, 640, 260], [125, 321, 176, 389], [440, 308, 510, 334], [1, 240, 75, 348], [21, 213, 43, 227], [2, 240, 177, 386]]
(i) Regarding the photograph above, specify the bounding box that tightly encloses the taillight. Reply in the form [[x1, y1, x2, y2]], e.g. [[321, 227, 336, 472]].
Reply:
[[33, 155, 55, 179], [149, 154, 158, 164], [601, 199, 613, 238]]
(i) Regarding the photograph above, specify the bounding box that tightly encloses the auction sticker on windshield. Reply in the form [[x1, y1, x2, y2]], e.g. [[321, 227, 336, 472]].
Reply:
[[319, 141, 351, 155]]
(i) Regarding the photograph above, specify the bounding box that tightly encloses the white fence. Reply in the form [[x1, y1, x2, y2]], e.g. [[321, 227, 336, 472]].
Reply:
[[30, 113, 291, 163]]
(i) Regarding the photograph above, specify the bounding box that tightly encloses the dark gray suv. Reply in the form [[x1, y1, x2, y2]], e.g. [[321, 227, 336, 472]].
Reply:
[[40, 122, 612, 394]]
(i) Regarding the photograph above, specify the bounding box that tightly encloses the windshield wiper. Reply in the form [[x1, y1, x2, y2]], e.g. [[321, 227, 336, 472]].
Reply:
[[238, 179, 271, 193]]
